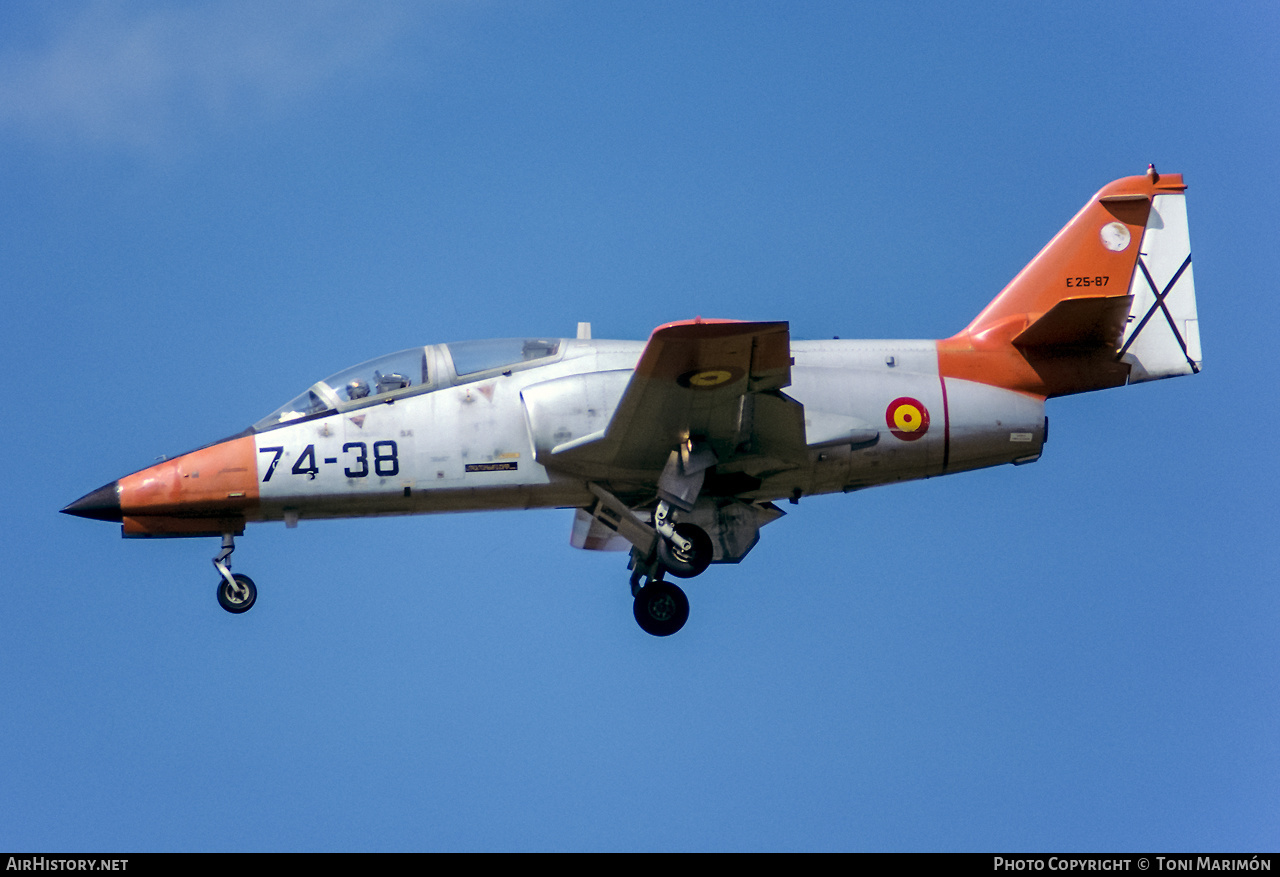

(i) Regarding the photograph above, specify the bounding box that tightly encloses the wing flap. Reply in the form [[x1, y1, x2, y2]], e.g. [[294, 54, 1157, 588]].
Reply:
[[570, 507, 633, 552]]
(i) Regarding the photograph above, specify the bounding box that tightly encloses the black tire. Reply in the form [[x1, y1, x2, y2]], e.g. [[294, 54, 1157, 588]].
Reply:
[[217, 573, 257, 614], [633, 580, 690, 637], [656, 522, 713, 579]]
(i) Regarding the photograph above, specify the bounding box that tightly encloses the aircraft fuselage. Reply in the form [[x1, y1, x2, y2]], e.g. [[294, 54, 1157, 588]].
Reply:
[[97, 338, 1045, 539]]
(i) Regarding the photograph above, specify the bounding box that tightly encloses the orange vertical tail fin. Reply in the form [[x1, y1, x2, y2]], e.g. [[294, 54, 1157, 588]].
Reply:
[[938, 168, 1200, 397]]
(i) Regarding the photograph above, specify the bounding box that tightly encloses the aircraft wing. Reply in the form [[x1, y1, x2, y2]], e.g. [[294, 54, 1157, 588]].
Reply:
[[547, 319, 806, 479]]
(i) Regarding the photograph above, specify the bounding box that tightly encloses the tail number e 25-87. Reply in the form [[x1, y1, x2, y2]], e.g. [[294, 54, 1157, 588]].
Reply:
[[258, 441, 398, 482]]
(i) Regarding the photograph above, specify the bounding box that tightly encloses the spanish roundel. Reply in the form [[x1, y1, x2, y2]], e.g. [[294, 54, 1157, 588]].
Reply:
[[886, 397, 930, 441]]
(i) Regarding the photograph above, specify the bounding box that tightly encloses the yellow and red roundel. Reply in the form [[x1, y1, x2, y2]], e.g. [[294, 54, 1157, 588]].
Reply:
[[676, 366, 745, 389], [885, 397, 930, 441]]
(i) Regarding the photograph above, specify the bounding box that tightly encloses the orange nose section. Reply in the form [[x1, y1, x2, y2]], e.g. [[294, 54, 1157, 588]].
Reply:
[[114, 434, 259, 535]]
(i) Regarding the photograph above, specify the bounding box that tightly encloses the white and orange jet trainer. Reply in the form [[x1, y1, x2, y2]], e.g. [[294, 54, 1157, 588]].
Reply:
[[64, 167, 1201, 636]]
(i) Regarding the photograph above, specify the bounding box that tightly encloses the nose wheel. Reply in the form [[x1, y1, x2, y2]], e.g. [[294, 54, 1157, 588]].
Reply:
[[217, 573, 257, 614], [212, 531, 257, 614]]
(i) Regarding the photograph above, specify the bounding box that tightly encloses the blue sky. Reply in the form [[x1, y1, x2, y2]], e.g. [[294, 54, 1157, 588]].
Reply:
[[2, 1, 1276, 852]]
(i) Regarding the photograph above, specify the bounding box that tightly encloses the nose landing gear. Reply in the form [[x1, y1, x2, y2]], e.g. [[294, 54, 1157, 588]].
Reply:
[[213, 532, 257, 614]]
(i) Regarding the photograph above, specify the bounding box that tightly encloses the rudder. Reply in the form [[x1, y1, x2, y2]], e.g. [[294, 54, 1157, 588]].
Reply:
[[1118, 190, 1201, 382]]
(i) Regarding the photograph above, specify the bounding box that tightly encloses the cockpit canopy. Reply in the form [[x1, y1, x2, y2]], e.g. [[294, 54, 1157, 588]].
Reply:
[[253, 338, 562, 431], [447, 337, 560, 376]]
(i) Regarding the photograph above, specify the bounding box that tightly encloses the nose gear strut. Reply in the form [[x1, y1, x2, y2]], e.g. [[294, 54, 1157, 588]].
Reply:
[[213, 532, 257, 614]]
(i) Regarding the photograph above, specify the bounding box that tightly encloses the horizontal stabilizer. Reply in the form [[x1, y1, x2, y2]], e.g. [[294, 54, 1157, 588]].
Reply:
[[1013, 295, 1133, 350]]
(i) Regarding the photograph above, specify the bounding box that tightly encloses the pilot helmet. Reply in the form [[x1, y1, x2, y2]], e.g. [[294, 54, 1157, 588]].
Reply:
[[346, 379, 370, 400]]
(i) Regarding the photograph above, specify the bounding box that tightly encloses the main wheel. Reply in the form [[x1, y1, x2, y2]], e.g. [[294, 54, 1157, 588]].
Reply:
[[217, 573, 257, 614], [633, 580, 690, 637], [656, 522, 713, 579]]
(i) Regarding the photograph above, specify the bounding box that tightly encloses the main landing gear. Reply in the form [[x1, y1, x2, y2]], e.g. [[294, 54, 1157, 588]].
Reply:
[[213, 532, 257, 614], [585, 442, 718, 637], [633, 578, 691, 638], [627, 499, 713, 637]]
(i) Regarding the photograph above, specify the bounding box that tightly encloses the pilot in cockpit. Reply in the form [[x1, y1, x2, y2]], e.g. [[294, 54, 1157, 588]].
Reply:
[[346, 379, 370, 400]]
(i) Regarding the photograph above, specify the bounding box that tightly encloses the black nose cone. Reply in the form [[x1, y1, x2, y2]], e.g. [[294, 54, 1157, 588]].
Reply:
[[62, 481, 123, 522]]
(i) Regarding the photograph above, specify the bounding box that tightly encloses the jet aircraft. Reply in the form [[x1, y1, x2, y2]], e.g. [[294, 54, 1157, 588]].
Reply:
[[64, 167, 1201, 636]]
